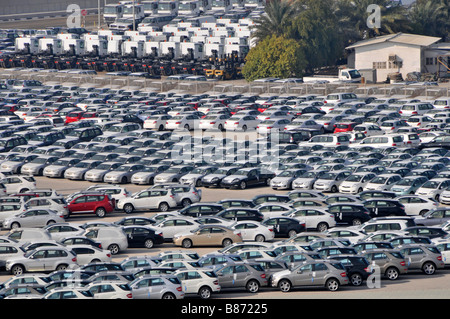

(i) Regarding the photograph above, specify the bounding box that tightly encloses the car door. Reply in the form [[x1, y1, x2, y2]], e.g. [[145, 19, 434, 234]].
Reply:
[[27, 249, 47, 272], [216, 265, 235, 288], [402, 247, 425, 269], [132, 191, 151, 210], [70, 196, 87, 213]]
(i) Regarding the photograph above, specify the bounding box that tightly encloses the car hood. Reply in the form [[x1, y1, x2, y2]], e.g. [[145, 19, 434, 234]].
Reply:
[[203, 174, 226, 181], [222, 175, 247, 183]]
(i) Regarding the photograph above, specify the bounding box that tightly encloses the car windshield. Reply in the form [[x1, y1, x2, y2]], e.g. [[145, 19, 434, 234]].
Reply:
[[370, 176, 388, 184], [422, 181, 440, 189], [320, 173, 337, 180], [345, 175, 364, 182], [396, 178, 416, 186]]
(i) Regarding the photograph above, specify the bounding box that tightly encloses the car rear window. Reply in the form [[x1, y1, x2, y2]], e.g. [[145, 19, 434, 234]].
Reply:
[[249, 264, 265, 272], [167, 277, 181, 285], [390, 252, 404, 259], [426, 246, 440, 254], [23, 176, 36, 183]]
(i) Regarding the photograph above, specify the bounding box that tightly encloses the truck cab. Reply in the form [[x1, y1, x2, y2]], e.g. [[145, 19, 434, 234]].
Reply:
[[103, 3, 125, 26]]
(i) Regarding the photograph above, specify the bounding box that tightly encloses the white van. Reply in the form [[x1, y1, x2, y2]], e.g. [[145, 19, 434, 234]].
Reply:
[[6, 228, 52, 242], [324, 93, 357, 104], [433, 98, 450, 110], [82, 227, 128, 255], [356, 135, 405, 148]]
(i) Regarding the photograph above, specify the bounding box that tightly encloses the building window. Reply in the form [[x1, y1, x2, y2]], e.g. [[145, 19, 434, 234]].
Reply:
[[389, 61, 403, 69], [373, 62, 387, 69], [426, 57, 434, 65]]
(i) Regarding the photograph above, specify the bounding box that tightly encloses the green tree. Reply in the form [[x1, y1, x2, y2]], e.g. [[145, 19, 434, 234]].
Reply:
[[408, 0, 449, 39], [334, 0, 411, 41], [250, 0, 299, 43], [242, 35, 306, 81]]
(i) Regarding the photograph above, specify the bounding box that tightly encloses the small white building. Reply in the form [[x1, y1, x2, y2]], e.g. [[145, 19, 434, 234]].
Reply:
[[346, 33, 449, 83]]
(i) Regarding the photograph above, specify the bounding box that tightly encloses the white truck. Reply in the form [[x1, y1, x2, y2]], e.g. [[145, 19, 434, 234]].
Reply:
[[38, 38, 64, 55], [178, 0, 202, 17], [103, 2, 126, 26], [302, 69, 362, 83], [156, 0, 179, 15], [15, 37, 40, 55]]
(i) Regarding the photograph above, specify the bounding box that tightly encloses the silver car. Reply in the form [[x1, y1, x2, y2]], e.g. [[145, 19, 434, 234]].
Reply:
[[5, 246, 78, 275], [271, 260, 349, 292], [2, 208, 66, 230], [130, 164, 171, 185], [116, 188, 178, 213], [130, 275, 184, 299], [104, 164, 146, 184], [20, 155, 60, 176], [84, 162, 123, 182], [43, 158, 82, 178], [271, 169, 307, 190], [153, 165, 195, 184], [180, 166, 219, 187], [64, 160, 103, 180]]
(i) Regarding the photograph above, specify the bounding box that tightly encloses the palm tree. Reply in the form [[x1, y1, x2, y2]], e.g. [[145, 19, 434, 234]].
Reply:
[[333, 0, 411, 41], [251, 0, 300, 43], [408, 0, 449, 39]]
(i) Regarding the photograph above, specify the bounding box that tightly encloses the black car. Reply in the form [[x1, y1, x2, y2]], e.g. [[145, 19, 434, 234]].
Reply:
[[329, 255, 372, 286], [81, 262, 125, 273], [215, 208, 264, 222], [352, 241, 395, 254], [363, 199, 407, 218], [261, 217, 306, 238], [359, 190, 397, 200], [328, 204, 372, 226], [59, 236, 103, 249], [123, 226, 164, 249], [404, 226, 448, 239], [252, 194, 290, 205], [178, 203, 224, 217]]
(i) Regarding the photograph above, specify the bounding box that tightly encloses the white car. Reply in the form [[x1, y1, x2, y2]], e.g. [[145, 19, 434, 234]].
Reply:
[[231, 221, 275, 242], [82, 226, 129, 255], [69, 244, 112, 265], [43, 158, 81, 178], [165, 114, 200, 131], [415, 178, 450, 201], [270, 169, 306, 190], [151, 217, 200, 241], [116, 188, 178, 213], [85, 281, 132, 299], [174, 269, 221, 299], [224, 115, 260, 131], [313, 170, 352, 193], [1, 175, 36, 194], [44, 223, 85, 241], [25, 197, 69, 217], [435, 240, 450, 266], [5, 246, 78, 276], [257, 119, 291, 135], [0, 243, 26, 268], [396, 195, 439, 216], [363, 174, 403, 192], [437, 188, 450, 205], [84, 162, 123, 182], [2, 209, 66, 230], [199, 114, 230, 131], [143, 114, 172, 130], [326, 227, 369, 244], [64, 160, 103, 180], [353, 124, 384, 136], [338, 173, 377, 194], [103, 164, 146, 184], [285, 208, 336, 232]]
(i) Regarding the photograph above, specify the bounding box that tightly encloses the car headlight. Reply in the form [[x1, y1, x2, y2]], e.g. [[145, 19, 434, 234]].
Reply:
[[233, 179, 240, 183]]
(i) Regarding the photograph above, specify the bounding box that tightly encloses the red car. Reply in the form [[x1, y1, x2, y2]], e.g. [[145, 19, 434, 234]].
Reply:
[[65, 111, 85, 125], [334, 122, 358, 133], [67, 193, 115, 218], [81, 112, 98, 120]]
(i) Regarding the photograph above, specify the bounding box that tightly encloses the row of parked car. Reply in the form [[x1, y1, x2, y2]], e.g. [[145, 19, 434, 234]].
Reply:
[[0, 180, 449, 298], [0, 76, 450, 299]]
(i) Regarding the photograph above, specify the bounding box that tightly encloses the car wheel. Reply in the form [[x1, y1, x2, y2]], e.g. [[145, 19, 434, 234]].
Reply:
[[11, 222, 20, 229], [56, 264, 68, 271], [266, 178, 271, 186], [255, 234, 265, 242], [158, 125, 164, 131], [124, 203, 134, 214], [358, 188, 363, 193], [239, 181, 247, 190], [182, 239, 193, 248], [222, 238, 233, 247], [350, 273, 363, 286], [278, 279, 291, 292], [288, 229, 297, 238], [184, 124, 190, 131], [144, 239, 154, 249], [162, 292, 176, 299], [95, 207, 106, 218], [198, 286, 212, 299], [419, 209, 429, 216], [19, 188, 29, 193], [246, 279, 260, 293], [11, 264, 25, 276], [121, 176, 127, 184], [422, 262, 436, 275], [159, 202, 170, 212], [385, 267, 399, 280], [325, 278, 340, 291], [352, 218, 362, 226], [181, 198, 191, 207], [46, 220, 56, 225], [331, 185, 338, 193], [108, 244, 120, 255], [242, 125, 247, 132], [317, 222, 328, 232], [195, 179, 202, 187], [435, 194, 440, 201]]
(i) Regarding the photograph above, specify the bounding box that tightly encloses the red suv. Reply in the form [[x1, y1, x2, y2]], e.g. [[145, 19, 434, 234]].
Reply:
[[65, 111, 85, 125], [67, 193, 115, 218], [334, 122, 358, 133]]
